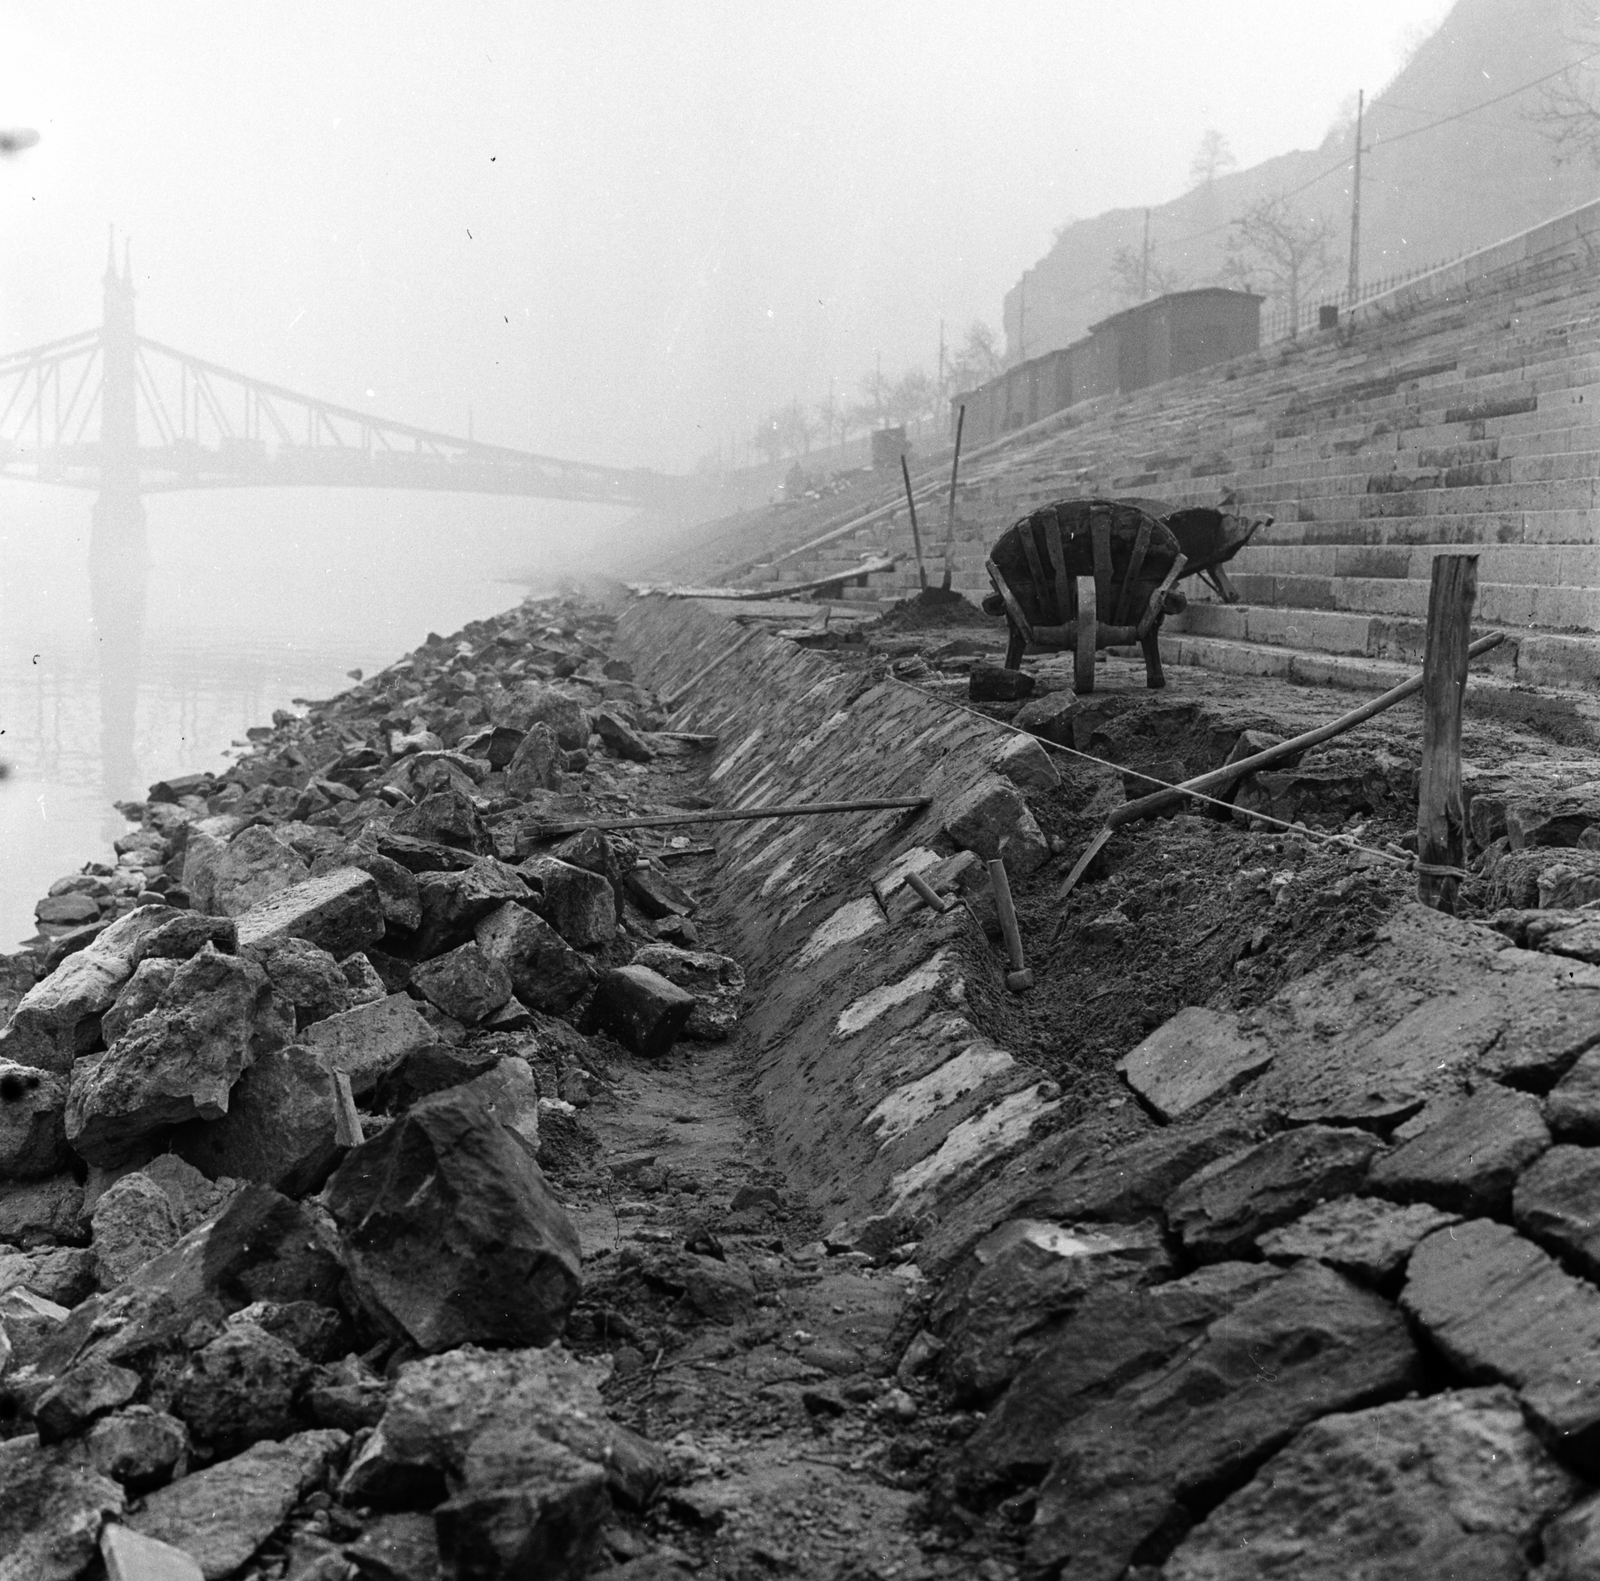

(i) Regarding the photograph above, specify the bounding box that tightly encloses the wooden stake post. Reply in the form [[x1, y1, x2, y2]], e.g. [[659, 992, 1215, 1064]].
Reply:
[[900, 454, 928, 590], [1417, 554, 1478, 913]]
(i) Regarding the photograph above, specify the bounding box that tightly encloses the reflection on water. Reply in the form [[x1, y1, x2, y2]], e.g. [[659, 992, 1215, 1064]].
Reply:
[[0, 482, 645, 945]]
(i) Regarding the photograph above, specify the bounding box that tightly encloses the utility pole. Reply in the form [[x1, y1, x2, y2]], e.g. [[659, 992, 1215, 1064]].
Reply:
[[1140, 209, 1151, 300], [1347, 88, 1364, 304], [1017, 274, 1027, 364], [937, 318, 945, 404]]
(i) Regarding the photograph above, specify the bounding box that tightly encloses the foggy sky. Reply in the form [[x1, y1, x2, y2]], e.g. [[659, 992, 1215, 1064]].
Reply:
[[1, 2, 1451, 472]]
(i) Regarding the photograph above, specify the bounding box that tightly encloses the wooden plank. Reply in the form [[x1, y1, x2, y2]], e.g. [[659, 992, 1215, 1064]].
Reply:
[[1043, 508, 1072, 627], [1417, 554, 1478, 913], [1089, 504, 1115, 616], [900, 454, 928, 590], [1115, 516, 1153, 626], [1075, 574, 1097, 694], [1114, 629, 1506, 825], [1018, 516, 1051, 623], [328, 1068, 364, 1147], [986, 558, 1036, 645]]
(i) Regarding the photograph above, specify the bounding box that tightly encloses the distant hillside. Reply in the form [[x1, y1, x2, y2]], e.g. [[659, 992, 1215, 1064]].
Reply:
[[1006, 0, 1594, 361]]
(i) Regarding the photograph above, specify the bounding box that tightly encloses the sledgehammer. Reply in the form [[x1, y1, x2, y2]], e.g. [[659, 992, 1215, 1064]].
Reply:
[[987, 859, 1033, 993]]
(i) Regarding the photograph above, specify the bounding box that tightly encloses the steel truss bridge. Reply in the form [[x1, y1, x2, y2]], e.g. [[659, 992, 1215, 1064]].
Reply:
[[0, 243, 673, 509]]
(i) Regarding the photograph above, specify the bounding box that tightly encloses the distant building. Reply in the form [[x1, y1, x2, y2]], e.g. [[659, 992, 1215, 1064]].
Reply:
[[950, 287, 1261, 446]]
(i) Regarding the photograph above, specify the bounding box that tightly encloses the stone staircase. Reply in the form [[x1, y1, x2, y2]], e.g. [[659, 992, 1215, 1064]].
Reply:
[[750, 198, 1600, 691]]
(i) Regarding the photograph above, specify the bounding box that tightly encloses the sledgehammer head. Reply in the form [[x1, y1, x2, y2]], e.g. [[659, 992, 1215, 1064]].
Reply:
[[1005, 968, 1035, 993]]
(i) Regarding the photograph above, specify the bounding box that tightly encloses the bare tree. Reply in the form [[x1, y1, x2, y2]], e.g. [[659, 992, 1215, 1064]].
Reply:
[[1220, 195, 1337, 334], [1189, 128, 1237, 189], [890, 369, 934, 435], [775, 399, 815, 457], [947, 321, 1002, 392], [751, 414, 784, 465], [858, 366, 893, 428], [1110, 243, 1185, 305], [814, 388, 845, 453]]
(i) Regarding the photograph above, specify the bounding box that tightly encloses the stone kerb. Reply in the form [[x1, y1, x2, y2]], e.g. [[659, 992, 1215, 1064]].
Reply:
[[614, 596, 1059, 1235]]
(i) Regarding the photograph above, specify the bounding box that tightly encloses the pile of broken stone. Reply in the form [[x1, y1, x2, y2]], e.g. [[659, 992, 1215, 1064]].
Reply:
[[0, 596, 745, 1580]]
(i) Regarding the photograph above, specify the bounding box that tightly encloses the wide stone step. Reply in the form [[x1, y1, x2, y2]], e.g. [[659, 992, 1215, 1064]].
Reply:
[[1256, 509, 1596, 548], [1235, 542, 1600, 588], [1225, 570, 1600, 628]]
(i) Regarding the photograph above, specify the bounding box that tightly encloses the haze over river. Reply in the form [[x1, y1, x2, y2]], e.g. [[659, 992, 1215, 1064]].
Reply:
[[0, 486, 642, 946]]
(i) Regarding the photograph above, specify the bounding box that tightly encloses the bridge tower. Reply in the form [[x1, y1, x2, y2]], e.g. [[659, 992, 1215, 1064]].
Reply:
[[92, 228, 145, 542]]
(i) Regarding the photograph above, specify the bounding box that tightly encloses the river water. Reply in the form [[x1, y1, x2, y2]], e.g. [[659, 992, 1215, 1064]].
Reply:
[[0, 484, 646, 947]]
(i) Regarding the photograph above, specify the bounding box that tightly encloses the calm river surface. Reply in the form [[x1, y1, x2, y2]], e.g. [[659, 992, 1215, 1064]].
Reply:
[[0, 484, 649, 947]]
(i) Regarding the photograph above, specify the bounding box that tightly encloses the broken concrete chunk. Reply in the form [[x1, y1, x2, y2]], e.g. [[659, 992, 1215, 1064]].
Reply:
[[410, 941, 514, 1026], [501, 682, 590, 750], [246, 937, 351, 1030], [941, 775, 1050, 876], [520, 855, 617, 948], [584, 965, 695, 1058], [100, 1525, 205, 1581], [101, 959, 180, 1049], [0, 1059, 69, 1180], [1116, 1006, 1273, 1122], [1161, 1387, 1579, 1581], [173, 1320, 313, 1453], [413, 857, 531, 957], [1368, 1086, 1550, 1216], [0, 1434, 125, 1581], [91, 1171, 181, 1287], [233, 867, 385, 960], [130, 1427, 348, 1581], [390, 787, 490, 853], [1256, 1196, 1460, 1287], [298, 993, 439, 1099], [324, 1086, 581, 1352], [629, 943, 745, 1041], [1165, 1125, 1383, 1262], [66, 946, 276, 1168], [474, 902, 592, 1013], [88, 1407, 191, 1493], [34, 1358, 141, 1444], [206, 825, 311, 919]]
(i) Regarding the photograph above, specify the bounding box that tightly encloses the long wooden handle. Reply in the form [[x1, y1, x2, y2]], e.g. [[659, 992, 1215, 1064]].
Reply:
[[528, 797, 931, 839], [1111, 630, 1507, 825], [901, 454, 927, 589], [989, 859, 1026, 972]]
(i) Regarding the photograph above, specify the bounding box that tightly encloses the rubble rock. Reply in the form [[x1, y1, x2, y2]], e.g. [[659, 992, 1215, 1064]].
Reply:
[[229, 1299, 347, 1363], [990, 731, 1059, 791], [629, 944, 745, 1041], [140, 1154, 240, 1235], [101, 959, 180, 1048], [66, 946, 275, 1168], [1505, 784, 1600, 849], [474, 902, 591, 1013], [434, 1450, 607, 1581], [137, 913, 239, 964], [503, 683, 590, 750], [1489, 848, 1599, 910], [37, 891, 100, 926], [594, 706, 654, 763], [520, 856, 617, 949], [1026, 1261, 1418, 1579], [622, 864, 697, 921], [1542, 861, 1600, 910], [0, 1245, 98, 1307], [176, 1043, 339, 1197], [233, 867, 385, 960], [247, 937, 351, 1029], [324, 1086, 582, 1352], [0, 1284, 72, 1365], [1116, 1006, 1273, 1122], [314, 846, 421, 932], [0, 1174, 86, 1247], [0, 1434, 124, 1581], [130, 1427, 348, 1580], [87, 1406, 190, 1491], [412, 858, 530, 958], [1544, 1489, 1600, 1581], [941, 775, 1051, 876], [968, 664, 1034, 703], [1256, 1196, 1460, 1287], [92, 1172, 181, 1286], [0, 1059, 69, 1180], [174, 1320, 313, 1453], [34, 1358, 142, 1443], [390, 788, 489, 854], [298, 994, 439, 1099], [100, 1526, 205, 1581], [1547, 1048, 1600, 1142], [584, 965, 695, 1058], [410, 942, 514, 1026], [342, 1513, 441, 1581], [931, 1218, 1171, 1407], [1165, 1125, 1383, 1262], [1162, 1387, 1579, 1581], [208, 825, 311, 918], [340, 951, 388, 1007], [1368, 1086, 1550, 1216], [458, 1056, 542, 1150], [1514, 1144, 1600, 1281], [306, 1359, 388, 1433]]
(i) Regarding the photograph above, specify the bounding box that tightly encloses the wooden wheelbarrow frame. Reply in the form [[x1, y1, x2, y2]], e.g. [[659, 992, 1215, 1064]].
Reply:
[[985, 502, 1188, 694]]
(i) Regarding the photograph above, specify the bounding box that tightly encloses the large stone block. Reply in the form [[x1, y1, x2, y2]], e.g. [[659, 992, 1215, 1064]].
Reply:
[[412, 858, 530, 957], [583, 965, 694, 1058], [941, 775, 1050, 875], [1256, 1196, 1460, 1287], [298, 993, 439, 1099], [207, 825, 311, 919], [324, 1086, 582, 1352], [505, 720, 564, 795], [1514, 1144, 1600, 1282], [410, 942, 514, 1026], [66, 946, 277, 1168], [519, 856, 616, 949], [628, 944, 745, 1041], [0, 1434, 124, 1581], [1116, 1006, 1273, 1122], [244, 937, 350, 1030], [91, 1171, 181, 1286], [233, 867, 385, 961], [500, 682, 590, 750], [0, 1059, 69, 1179], [474, 902, 591, 1013]]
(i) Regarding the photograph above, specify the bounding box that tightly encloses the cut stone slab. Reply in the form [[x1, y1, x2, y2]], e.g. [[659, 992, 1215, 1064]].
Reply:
[[1257, 1196, 1461, 1287], [175, 1043, 339, 1198], [0, 1434, 125, 1581], [954, 1261, 1284, 1497], [520, 856, 616, 948], [1514, 1144, 1600, 1281], [1165, 1125, 1383, 1263], [1547, 1048, 1600, 1142], [101, 1524, 206, 1581], [930, 1217, 1171, 1407], [232, 867, 384, 960], [583, 965, 695, 1058], [207, 825, 311, 918], [130, 1427, 348, 1581], [311, 846, 421, 932], [1402, 1218, 1600, 1466], [474, 902, 591, 1014], [298, 994, 438, 1099], [1117, 1007, 1274, 1122], [0, 1059, 69, 1180], [1368, 1086, 1550, 1216], [66, 946, 275, 1168], [1026, 1259, 1419, 1580], [941, 775, 1050, 876], [410, 942, 514, 1026], [1161, 1387, 1580, 1581], [324, 1086, 581, 1353]]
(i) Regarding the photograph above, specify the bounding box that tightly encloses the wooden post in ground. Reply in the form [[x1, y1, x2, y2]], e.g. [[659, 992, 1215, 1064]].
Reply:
[[942, 404, 966, 590], [900, 454, 928, 590], [1417, 554, 1478, 914]]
